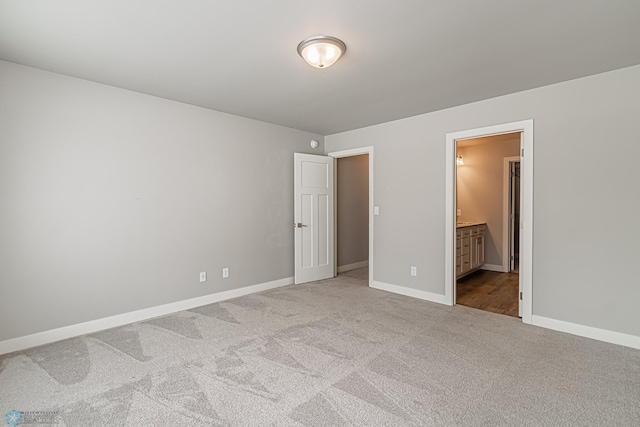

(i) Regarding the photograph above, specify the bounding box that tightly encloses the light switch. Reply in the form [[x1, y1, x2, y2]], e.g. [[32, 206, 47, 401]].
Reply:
[[374, 206, 380, 216]]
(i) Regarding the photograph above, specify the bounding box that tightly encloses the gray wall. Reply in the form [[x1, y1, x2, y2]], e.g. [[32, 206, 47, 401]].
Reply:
[[337, 155, 369, 267], [0, 61, 323, 341], [326, 65, 640, 337], [457, 135, 520, 267]]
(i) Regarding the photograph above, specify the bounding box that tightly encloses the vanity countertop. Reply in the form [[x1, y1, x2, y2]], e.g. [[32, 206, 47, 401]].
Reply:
[[456, 221, 486, 228]]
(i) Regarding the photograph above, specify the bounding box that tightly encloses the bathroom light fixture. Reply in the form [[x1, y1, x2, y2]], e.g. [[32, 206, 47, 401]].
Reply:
[[297, 36, 346, 69], [457, 155, 464, 166]]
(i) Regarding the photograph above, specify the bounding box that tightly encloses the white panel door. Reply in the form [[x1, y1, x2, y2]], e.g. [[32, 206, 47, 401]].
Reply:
[[294, 153, 335, 284]]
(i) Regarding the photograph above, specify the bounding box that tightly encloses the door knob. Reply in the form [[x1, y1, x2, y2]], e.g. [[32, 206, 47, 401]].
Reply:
[[295, 222, 308, 228]]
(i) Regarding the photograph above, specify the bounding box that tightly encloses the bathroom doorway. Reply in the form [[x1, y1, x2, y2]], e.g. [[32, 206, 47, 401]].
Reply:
[[445, 119, 533, 323], [454, 133, 521, 318]]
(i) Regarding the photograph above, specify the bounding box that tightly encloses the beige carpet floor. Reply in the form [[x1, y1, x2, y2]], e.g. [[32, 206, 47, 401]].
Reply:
[[1, 268, 639, 426]]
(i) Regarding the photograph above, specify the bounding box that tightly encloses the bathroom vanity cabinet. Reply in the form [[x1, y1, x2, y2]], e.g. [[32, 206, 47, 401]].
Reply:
[[456, 223, 486, 278]]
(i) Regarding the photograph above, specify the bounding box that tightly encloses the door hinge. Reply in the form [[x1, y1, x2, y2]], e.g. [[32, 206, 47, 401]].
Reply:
[[521, 148, 524, 157], [519, 291, 523, 300], [511, 255, 514, 260]]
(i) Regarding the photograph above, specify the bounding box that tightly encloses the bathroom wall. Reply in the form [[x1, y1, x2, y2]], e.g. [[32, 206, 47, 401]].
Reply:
[[457, 134, 520, 268]]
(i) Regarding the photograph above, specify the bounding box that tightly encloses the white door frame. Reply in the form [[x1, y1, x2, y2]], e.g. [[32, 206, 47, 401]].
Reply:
[[445, 120, 533, 324], [503, 156, 521, 273], [328, 147, 374, 287]]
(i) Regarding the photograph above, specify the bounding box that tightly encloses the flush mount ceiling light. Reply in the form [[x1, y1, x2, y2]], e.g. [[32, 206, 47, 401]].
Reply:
[[297, 36, 346, 69]]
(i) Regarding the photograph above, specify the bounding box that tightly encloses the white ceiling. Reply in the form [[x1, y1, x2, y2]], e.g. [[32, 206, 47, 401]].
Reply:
[[1, 1, 639, 135]]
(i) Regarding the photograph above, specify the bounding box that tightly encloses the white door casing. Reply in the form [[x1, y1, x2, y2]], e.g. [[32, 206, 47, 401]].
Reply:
[[515, 136, 524, 317], [328, 146, 374, 287], [445, 119, 533, 324], [294, 153, 335, 284]]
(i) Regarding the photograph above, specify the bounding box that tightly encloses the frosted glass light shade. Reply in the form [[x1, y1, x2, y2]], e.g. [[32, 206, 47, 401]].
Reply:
[[297, 36, 346, 69]]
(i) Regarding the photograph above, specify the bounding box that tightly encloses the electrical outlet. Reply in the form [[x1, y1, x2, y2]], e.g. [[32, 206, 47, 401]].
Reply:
[[199, 272, 207, 283], [410, 266, 417, 276], [457, 209, 462, 217], [222, 267, 229, 278]]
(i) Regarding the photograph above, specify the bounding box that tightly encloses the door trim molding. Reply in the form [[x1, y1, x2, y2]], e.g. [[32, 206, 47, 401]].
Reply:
[[503, 156, 520, 273], [445, 120, 533, 324], [328, 146, 374, 287]]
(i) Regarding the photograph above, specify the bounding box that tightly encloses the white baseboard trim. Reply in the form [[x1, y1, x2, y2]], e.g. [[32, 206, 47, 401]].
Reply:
[[371, 281, 449, 305], [337, 260, 369, 273], [531, 315, 640, 350], [481, 263, 508, 273], [0, 276, 294, 355]]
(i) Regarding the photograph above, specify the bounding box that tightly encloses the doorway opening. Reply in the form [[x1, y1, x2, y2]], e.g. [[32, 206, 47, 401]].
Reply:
[[335, 154, 369, 283], [455, 134, 521, 318], [328, 147, 374, 287], [444, 119, 533, 324], [293, 148, 373, 286]]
